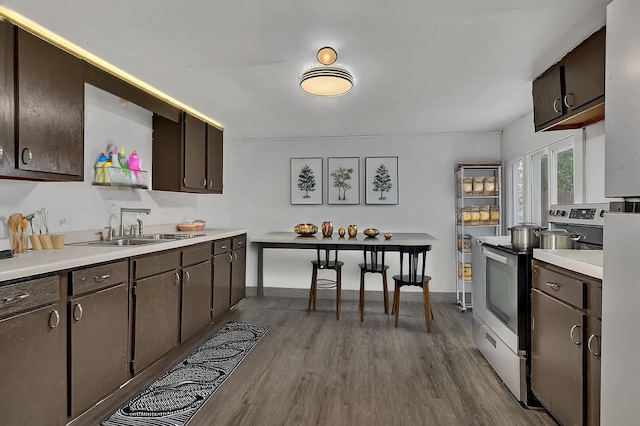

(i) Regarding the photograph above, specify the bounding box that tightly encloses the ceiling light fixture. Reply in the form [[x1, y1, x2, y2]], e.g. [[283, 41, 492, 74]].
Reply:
[[300, 47, 353, 97]]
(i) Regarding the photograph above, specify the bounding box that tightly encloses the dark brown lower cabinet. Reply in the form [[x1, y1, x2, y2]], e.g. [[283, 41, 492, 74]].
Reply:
[[0, 276, 65, 425], [213, 248, 232, 317], [231, 244, 246, 306], [133, 269, 181, 374], [531, 289, 585, 426], [69, 283, 129, 417], [181, 259, 213, 342]]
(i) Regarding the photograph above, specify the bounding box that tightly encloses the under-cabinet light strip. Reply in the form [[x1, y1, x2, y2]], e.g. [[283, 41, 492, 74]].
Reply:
[[0, 7, 224, 131]]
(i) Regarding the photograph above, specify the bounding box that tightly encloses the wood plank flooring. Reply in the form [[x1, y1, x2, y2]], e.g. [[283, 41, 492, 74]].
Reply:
[[189, 296, 556, 426]]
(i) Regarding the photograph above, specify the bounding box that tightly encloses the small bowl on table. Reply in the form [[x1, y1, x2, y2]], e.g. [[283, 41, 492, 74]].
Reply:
[[363, 228, 380, 238], [177, 220, 206, 232], [294, 223, 318, 236]]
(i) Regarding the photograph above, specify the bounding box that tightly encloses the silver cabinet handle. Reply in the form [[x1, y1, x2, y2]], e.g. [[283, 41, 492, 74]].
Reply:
[[545, 282, 560, 291], [21, 148, 32, 165], [588, 334, 601, 357], [570, 324, 581, 346], [202, 178, 207, 188], [0, 146, 4, 161], [2, 292, 31, 305], [94, 274, 110, 283], [553, 98, 561, 113], [227, 253, 233, 263], [174, 272, 180, 285], [185, 270, 190, 283], [73, 303, 83, 321], [233, 252, 238, 261], [563, 93, 575, 108], [49, 309, 60, 329], [208, 180, 213, 189]]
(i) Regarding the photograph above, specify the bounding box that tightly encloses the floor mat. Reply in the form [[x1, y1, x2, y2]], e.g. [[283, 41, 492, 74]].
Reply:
[[102, 322, 270, 426]]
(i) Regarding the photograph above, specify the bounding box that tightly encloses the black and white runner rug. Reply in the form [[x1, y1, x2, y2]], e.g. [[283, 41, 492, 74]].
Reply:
[[102, 322, 270, 426]]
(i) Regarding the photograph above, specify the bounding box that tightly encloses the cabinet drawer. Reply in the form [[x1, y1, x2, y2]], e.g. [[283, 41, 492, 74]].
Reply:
[[214, 239, 231, 255], [0, 275, 59, 318], [71, 260, 128, 295], [134, 250, 181, 279], [532, 261, 585, 308], [232, 235, 246, 250], [182, 243, 212, 266]]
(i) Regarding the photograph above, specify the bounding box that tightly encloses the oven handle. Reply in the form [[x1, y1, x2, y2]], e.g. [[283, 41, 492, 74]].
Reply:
[[482, 248, 510, 264]]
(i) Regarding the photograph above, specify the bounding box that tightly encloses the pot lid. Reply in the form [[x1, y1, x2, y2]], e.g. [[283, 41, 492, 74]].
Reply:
[[509, 222, 542, 230]]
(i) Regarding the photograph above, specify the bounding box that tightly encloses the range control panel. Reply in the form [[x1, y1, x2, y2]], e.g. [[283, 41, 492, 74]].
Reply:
[[548, 203, 609, 226]]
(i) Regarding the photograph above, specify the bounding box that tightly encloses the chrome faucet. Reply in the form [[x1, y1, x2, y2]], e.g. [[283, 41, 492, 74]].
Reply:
[[119, 208, 151, 236]]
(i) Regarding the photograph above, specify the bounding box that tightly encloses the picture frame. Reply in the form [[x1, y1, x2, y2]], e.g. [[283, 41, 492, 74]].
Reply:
[[290, 157, 323, 204], [365, 156, 399, 205], [327, 157, 360, 205]]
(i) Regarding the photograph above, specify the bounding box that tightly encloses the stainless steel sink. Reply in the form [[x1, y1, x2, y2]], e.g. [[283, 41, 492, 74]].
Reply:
[[69, 233, 206, 247]]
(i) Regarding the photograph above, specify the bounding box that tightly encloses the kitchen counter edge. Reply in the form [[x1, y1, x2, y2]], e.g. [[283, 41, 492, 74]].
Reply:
[[0, 228, 246, 283], [533, 248, 603, 280]]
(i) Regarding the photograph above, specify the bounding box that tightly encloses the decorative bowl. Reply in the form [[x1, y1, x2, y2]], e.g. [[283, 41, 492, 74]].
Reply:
[[177, 220, 206, 232], [384, 232, 392, 240], [293, 223, 318, 236], [363, 228, 380, 238]]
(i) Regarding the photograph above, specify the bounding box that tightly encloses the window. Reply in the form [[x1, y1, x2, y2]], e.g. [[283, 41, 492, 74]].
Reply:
[[510, 132, 584, 227], [506, 157, 524, 228]]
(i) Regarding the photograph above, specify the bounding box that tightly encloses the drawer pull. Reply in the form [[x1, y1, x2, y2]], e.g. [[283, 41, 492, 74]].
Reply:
[[221, 245, 228, 250], [485, 333, 497, 348], [174, 272, 180, 285], [2, 292, 31, 305], [185, 270, 190, 283], [588, 334, 601, 357], [570, 324, 582, 346], [73, 303, 84, 321], [49, 309, 60, 329], [94, 274, 111, 283], [545, 282, 561, 291], [237, 241, 243, 246]]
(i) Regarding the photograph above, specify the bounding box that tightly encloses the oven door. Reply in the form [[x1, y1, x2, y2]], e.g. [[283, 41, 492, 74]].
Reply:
[[482, 246, 519, 352]]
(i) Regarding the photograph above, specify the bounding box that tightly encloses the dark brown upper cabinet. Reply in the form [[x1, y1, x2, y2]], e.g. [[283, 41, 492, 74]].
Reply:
[[152, 112, 223, 194], [533, 27, 605, 132], [14, 28, 84, 179], [0, 19, 14, 175]]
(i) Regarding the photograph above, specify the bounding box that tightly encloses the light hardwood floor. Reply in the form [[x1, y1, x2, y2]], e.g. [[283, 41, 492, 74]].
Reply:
[[189, 296, 556, 426]]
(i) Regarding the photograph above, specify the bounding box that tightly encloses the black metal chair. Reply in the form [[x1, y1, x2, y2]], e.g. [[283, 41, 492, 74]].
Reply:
[[391, 245, 434, 332], [307, 247, 343, 320], [358, 245, 389, 322]]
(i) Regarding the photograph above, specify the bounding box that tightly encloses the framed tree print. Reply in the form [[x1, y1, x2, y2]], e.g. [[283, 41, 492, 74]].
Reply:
[[290, 157, 323, 204], [365, 156, 399, 205], [327, 157, 360, 205]]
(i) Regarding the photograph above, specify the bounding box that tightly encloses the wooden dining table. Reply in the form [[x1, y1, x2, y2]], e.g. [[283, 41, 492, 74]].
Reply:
[[250, 231, 439, 296]]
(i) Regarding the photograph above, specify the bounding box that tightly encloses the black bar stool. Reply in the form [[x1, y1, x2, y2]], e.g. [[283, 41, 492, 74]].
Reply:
[[358, 245, 389, 322], [307, 246, 343, 320], [392, 245, 434, 332]]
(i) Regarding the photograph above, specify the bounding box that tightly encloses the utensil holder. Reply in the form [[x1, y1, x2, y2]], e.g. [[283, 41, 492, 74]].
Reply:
[[39, 234, 53, 250], [50, 234, 65, 249], [29, 235, 42, 250]]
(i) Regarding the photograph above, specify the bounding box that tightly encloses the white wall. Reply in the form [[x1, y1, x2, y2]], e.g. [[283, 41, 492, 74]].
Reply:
[[0, 85, 199, 240], [198, 131, 502, 294], [501, 112, 607, 203]]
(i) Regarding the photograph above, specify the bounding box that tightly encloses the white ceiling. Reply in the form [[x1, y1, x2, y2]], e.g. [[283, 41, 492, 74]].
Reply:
[[2, 0, 612, 140]]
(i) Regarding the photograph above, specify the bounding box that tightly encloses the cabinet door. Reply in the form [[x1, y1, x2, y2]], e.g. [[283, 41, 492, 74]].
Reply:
[[531, 289, 584, 426], [0, 20, 14, 175], [533, 65, 563, 129], [181, 260, 213, 342], [213, 252, 232, 317], [70, 283, 129, 417], [206, 124, 223, 193], [231, 248, 246, 305], [0, 303, 66, 425], [183, 113, 207, 190], [564, 28, 605, 113], [133, 270, 181, 374], [16, 29, 84, 178], [587, 317, 602, 426]]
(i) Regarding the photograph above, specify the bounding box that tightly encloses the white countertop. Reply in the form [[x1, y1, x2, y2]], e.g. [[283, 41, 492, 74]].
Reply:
[[533, 249, 603, 280], [0, 228, 246, 283]]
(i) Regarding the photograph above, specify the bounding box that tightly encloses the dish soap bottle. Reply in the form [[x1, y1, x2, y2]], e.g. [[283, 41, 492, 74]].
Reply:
[[128, 150, 141, 185], [95, 153, 108, 183], [118, 148, 128, 169]]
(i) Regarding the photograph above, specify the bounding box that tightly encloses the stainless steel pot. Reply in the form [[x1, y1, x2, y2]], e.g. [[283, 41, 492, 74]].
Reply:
[[508, 222, 543, 251], [538, 229, 581, 249]]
